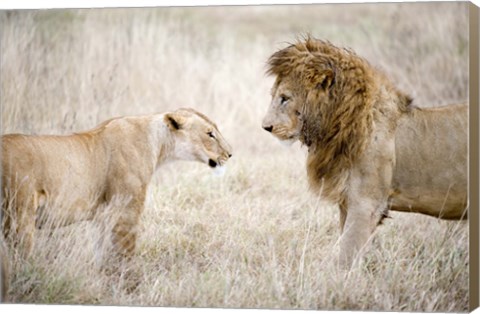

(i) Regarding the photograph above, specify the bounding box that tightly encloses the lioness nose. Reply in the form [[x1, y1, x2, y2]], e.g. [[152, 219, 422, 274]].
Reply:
[[228, 153, 232, 158], [263, 125, 273, 133]]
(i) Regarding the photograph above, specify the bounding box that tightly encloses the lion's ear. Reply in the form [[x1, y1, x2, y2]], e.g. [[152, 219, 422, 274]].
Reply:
[[305, 56, 336, 91], [315, 69, 335, 90], [164, 113, 184, 131]]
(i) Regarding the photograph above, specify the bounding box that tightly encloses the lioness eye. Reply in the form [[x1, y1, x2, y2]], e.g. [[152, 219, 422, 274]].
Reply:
[[207, 131, 216, 139]]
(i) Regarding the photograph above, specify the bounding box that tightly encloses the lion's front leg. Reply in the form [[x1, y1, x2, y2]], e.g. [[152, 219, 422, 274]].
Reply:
[[338, 197, 383, 268], [338, 135, 395, 269]]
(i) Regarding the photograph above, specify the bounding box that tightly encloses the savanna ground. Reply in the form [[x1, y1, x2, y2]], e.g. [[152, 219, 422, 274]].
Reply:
[[0, 3, 470, 312]]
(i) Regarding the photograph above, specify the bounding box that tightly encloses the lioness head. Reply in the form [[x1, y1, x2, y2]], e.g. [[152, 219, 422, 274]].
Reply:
[[164, 108, 232, 168]]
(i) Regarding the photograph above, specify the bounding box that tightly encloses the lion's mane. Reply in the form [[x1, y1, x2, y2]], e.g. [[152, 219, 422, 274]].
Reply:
[[267, 38, 412, 202]]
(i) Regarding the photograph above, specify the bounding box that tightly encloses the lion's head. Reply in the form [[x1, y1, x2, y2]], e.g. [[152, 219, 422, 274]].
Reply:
[[262, 38, 411, 201], [164, 108, 232, 169]]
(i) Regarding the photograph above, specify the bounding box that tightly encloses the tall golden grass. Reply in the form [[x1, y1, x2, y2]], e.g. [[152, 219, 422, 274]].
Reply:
[[0, 3, 469, 311]]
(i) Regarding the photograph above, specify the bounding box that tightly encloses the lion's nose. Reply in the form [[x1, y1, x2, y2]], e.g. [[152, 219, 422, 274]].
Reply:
[[228, 153, 233, 158], [263, 125, 273, 133]]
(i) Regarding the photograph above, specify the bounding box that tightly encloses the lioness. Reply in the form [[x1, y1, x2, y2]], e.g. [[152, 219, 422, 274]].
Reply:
[[2, 108, 232, 262], [262, 38, 467, 267]]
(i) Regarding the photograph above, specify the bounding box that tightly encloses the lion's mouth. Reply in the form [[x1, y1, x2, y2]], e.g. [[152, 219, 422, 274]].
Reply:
[[279, 138, 296, 147], [271, 130, 299, 141], [208, 159, 217, 168], [273, 133, 299, 145]]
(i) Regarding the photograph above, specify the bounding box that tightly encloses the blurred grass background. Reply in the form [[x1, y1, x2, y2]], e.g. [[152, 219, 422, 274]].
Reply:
[[0, 3, 469, 311]]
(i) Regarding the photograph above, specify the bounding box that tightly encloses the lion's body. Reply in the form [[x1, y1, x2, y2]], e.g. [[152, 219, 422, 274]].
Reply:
[[262, 38, 468, 267], [2, 109, 232, 262], [391, 104, 468, 219]]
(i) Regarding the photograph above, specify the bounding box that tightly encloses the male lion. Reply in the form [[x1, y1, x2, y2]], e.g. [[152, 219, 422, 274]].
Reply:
[[262, 38, 467, 268], [2, 108, 232, 263]]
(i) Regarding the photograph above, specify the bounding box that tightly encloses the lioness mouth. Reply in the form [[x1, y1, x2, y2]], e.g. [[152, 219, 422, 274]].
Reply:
[[208, 159, 217, 168]]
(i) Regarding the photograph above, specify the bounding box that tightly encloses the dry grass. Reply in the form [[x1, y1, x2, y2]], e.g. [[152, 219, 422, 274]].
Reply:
[[0, 3, 469, 311]]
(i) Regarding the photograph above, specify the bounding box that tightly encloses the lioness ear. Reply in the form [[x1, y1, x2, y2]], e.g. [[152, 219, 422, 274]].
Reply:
[[164, 113, 183, 131], [315, 69, 335, 90]]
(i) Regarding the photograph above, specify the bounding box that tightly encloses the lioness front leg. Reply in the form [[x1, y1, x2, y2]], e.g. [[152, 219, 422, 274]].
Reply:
[[11, 189, 38, 258], [104, 177, 148, 262], [111, 197, 144, 261], [108, 196, 145, 292]]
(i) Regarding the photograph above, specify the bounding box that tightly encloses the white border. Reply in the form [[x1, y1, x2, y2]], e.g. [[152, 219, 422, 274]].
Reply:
[[0, 1, 476, 314], [0, 0, 464, 10]]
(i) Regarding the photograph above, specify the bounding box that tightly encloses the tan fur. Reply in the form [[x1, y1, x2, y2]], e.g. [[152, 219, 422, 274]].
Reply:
[[262, 38, 467, 267], [1, 108, 232, 262], [391, 104, 468, 219]]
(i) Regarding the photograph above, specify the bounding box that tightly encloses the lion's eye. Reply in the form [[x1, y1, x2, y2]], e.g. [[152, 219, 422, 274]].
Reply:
[[280, 95, 289, 106], [207, 131, 216, 139]]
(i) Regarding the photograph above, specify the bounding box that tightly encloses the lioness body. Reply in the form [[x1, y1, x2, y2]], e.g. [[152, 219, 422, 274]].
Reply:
[[2, 109, 232, 260], [3, 133, 111, 227], [262, 38, 468, 267]]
